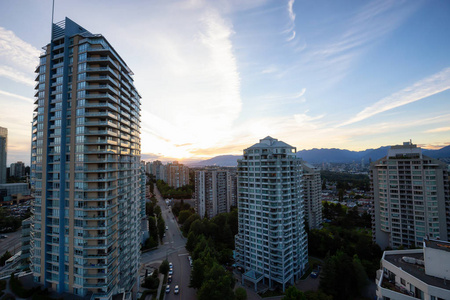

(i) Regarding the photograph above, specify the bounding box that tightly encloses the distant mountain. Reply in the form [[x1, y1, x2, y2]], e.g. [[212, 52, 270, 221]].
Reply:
[[189, 145, 450, 167], [188, 155, 242, 167]]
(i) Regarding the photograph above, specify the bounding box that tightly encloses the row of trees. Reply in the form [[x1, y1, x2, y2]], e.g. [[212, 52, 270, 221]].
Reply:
[[156, 180, 193, 199], [321, 171, 370, 191], [143, 195, 165, 250], [0, 208, 22, 233], [181, 210, 241, 300], [322, 202, 371, 229]]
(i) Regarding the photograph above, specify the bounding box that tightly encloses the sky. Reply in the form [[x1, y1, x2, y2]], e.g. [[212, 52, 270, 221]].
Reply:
[[1, 0, 450, 164]]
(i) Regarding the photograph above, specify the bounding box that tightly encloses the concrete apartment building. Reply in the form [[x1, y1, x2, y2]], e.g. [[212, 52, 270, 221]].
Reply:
[[29, 18, 141, 299], [10, 161, 26, 178], [0, 126, 6, 184], [301, 162, 322, 229], [166, 161, 189, 188], [370, 142, 450, 249], [235, 136, 308, 291], [376, 237, 450, 300], [195, 168, 235, 218]]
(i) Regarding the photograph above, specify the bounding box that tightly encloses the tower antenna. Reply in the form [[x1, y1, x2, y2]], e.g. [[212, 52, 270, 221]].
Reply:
[[51, 0, 55, 40]]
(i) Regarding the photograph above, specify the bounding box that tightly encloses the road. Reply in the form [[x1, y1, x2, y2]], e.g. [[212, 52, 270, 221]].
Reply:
[[0, 229, 22, 256], [141, 185, 196, 300]]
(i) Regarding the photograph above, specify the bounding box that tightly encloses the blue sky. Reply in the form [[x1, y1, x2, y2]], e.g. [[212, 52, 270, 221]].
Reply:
[[1, 0, 450, 164]]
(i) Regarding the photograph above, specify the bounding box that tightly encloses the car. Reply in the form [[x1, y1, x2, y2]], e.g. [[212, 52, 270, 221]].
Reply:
[[169, 262, 173, 269], [0, 235, 7, 239], [165, 285, 170, 293], [310, 271, 318, 279], [169, 269, 173, 275], [188, 256, 192, 261], [168, 275, 172, 283], [166, 226, 169, 231], [174, 285, 179, 294]]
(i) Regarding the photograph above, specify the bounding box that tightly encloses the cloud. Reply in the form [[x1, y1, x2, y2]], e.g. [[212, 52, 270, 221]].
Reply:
[[425, 127, 450, 133], [0, 89, 34, 103], [287, 0, 295, 22], [0, 27, 39, 85], [340, 67, 450, 126]]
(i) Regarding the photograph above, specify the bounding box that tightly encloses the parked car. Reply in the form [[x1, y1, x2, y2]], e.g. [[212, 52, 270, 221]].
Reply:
[[174, 285, 179, 294], [169, 269, 173, 275], [0, 235, 7, 239], [165, 285, 170, 293], [168, 275, 172, 283], [310, 271, 318, 278]]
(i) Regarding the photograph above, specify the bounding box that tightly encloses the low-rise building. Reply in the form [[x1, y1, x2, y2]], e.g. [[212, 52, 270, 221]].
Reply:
[[376, 237, 450, 300]]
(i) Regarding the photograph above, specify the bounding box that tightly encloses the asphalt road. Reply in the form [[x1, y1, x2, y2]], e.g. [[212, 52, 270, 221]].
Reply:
[[0, 229, 22, 256], [141, 186, 196, 300]]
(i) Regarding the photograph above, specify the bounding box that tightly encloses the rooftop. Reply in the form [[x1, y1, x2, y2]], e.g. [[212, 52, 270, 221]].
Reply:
[[385, 252, 450, 291]]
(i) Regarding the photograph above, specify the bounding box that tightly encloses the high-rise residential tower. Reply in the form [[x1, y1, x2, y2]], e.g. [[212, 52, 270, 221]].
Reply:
[[30, 18, 141, 298], [195, 168, 233, 218], [0, 126, 7, 184], [370, 142, 450, 249], [235, 136, 308, 291], [301, 162, 322, 229]]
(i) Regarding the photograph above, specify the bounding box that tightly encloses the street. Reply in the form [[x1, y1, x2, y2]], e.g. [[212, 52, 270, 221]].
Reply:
[[0, 229, 22, 256], [141, 185, 196, 300]]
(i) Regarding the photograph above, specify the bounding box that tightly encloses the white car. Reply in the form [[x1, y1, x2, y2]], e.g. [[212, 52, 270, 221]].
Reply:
[[174, 285, 179, 294], [165, 285, 170, 293], [169, 269, 173, 275]]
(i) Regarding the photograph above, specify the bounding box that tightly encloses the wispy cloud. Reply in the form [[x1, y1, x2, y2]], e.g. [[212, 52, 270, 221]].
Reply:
[[0, 27, 39, 85], [0, 89, 34, 103], [425, 127, 450, 133], [284, 0, 296, 42], [340, 67, 450, 126]]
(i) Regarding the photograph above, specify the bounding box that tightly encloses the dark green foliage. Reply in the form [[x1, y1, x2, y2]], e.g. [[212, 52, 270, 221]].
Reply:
[[321, 171, 369, 191], [178, 210, 193, 224], [9, 273, 40, 298], [0, 251, 12, 267], [154, 205, 162, 217], [322, 202, 371, 228], [182, 214, 200, 235], [157, 215, 165, 242], [0, 208, 21, 232], [197, 263, 235, 300], [159, 260, 170, 275], [142, 275, 159, 289], [156, 180, 193, 199], [235, 287, 247, 300], [186, 231, 198, 252], [283, 286, 306, 300], [320, 251, 368, 300], [304, 290, 333, 300], [148, 216, 158, 241], [142, 236, 158, 250], [172, 201, 192, 217]]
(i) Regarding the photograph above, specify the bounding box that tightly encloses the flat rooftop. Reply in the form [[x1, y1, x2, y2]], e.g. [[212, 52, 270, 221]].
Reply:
[[425, 238, 450, 253], [385, 252, 450, 291]]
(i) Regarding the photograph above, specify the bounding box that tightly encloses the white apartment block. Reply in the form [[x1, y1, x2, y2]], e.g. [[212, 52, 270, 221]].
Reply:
[[370, 142, 449, 249], [235, 136, 308, 291], [376, 238, 450, 300]]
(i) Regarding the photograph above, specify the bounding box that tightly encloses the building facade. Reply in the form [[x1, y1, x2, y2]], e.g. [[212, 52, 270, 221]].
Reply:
[[166, 161, 189, 188], [10, 161, 26, 178], [370, 142, 449, 249], [0, 126, 6, 184], [29, 18, 141, 299], [301, 162, 322, 229], [235, 136, 308, 291], [375, 238, 450, 300], [195, 168, 234, 218]]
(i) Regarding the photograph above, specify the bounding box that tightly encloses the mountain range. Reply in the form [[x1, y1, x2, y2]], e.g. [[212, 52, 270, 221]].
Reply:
[[188, 145, 450, 167]]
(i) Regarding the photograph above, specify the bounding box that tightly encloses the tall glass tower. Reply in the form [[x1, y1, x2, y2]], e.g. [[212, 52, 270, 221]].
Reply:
[[30, 18, 141, 299], [235, 136, 308, 291]]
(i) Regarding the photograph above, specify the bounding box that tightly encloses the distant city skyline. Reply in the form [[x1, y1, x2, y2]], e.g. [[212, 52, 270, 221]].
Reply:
[[1, 0, 450, 164]]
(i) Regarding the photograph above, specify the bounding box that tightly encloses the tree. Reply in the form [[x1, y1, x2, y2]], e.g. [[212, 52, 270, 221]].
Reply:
[[235, 287, 247, 300], [189, 259, 205, 289], [283, 286, 306, 300], [178, 210, 193, 224], [197, 263, 234, 300], [157, 216, 166, 242], [0, 251, 12, 266], [154, 205, 162, 217], [186, 231, 198, 252], [148, 216, 158, 241], [182, 213, 200, 235], [159, 260, 170, 275], [304, 290, 333, 300]]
